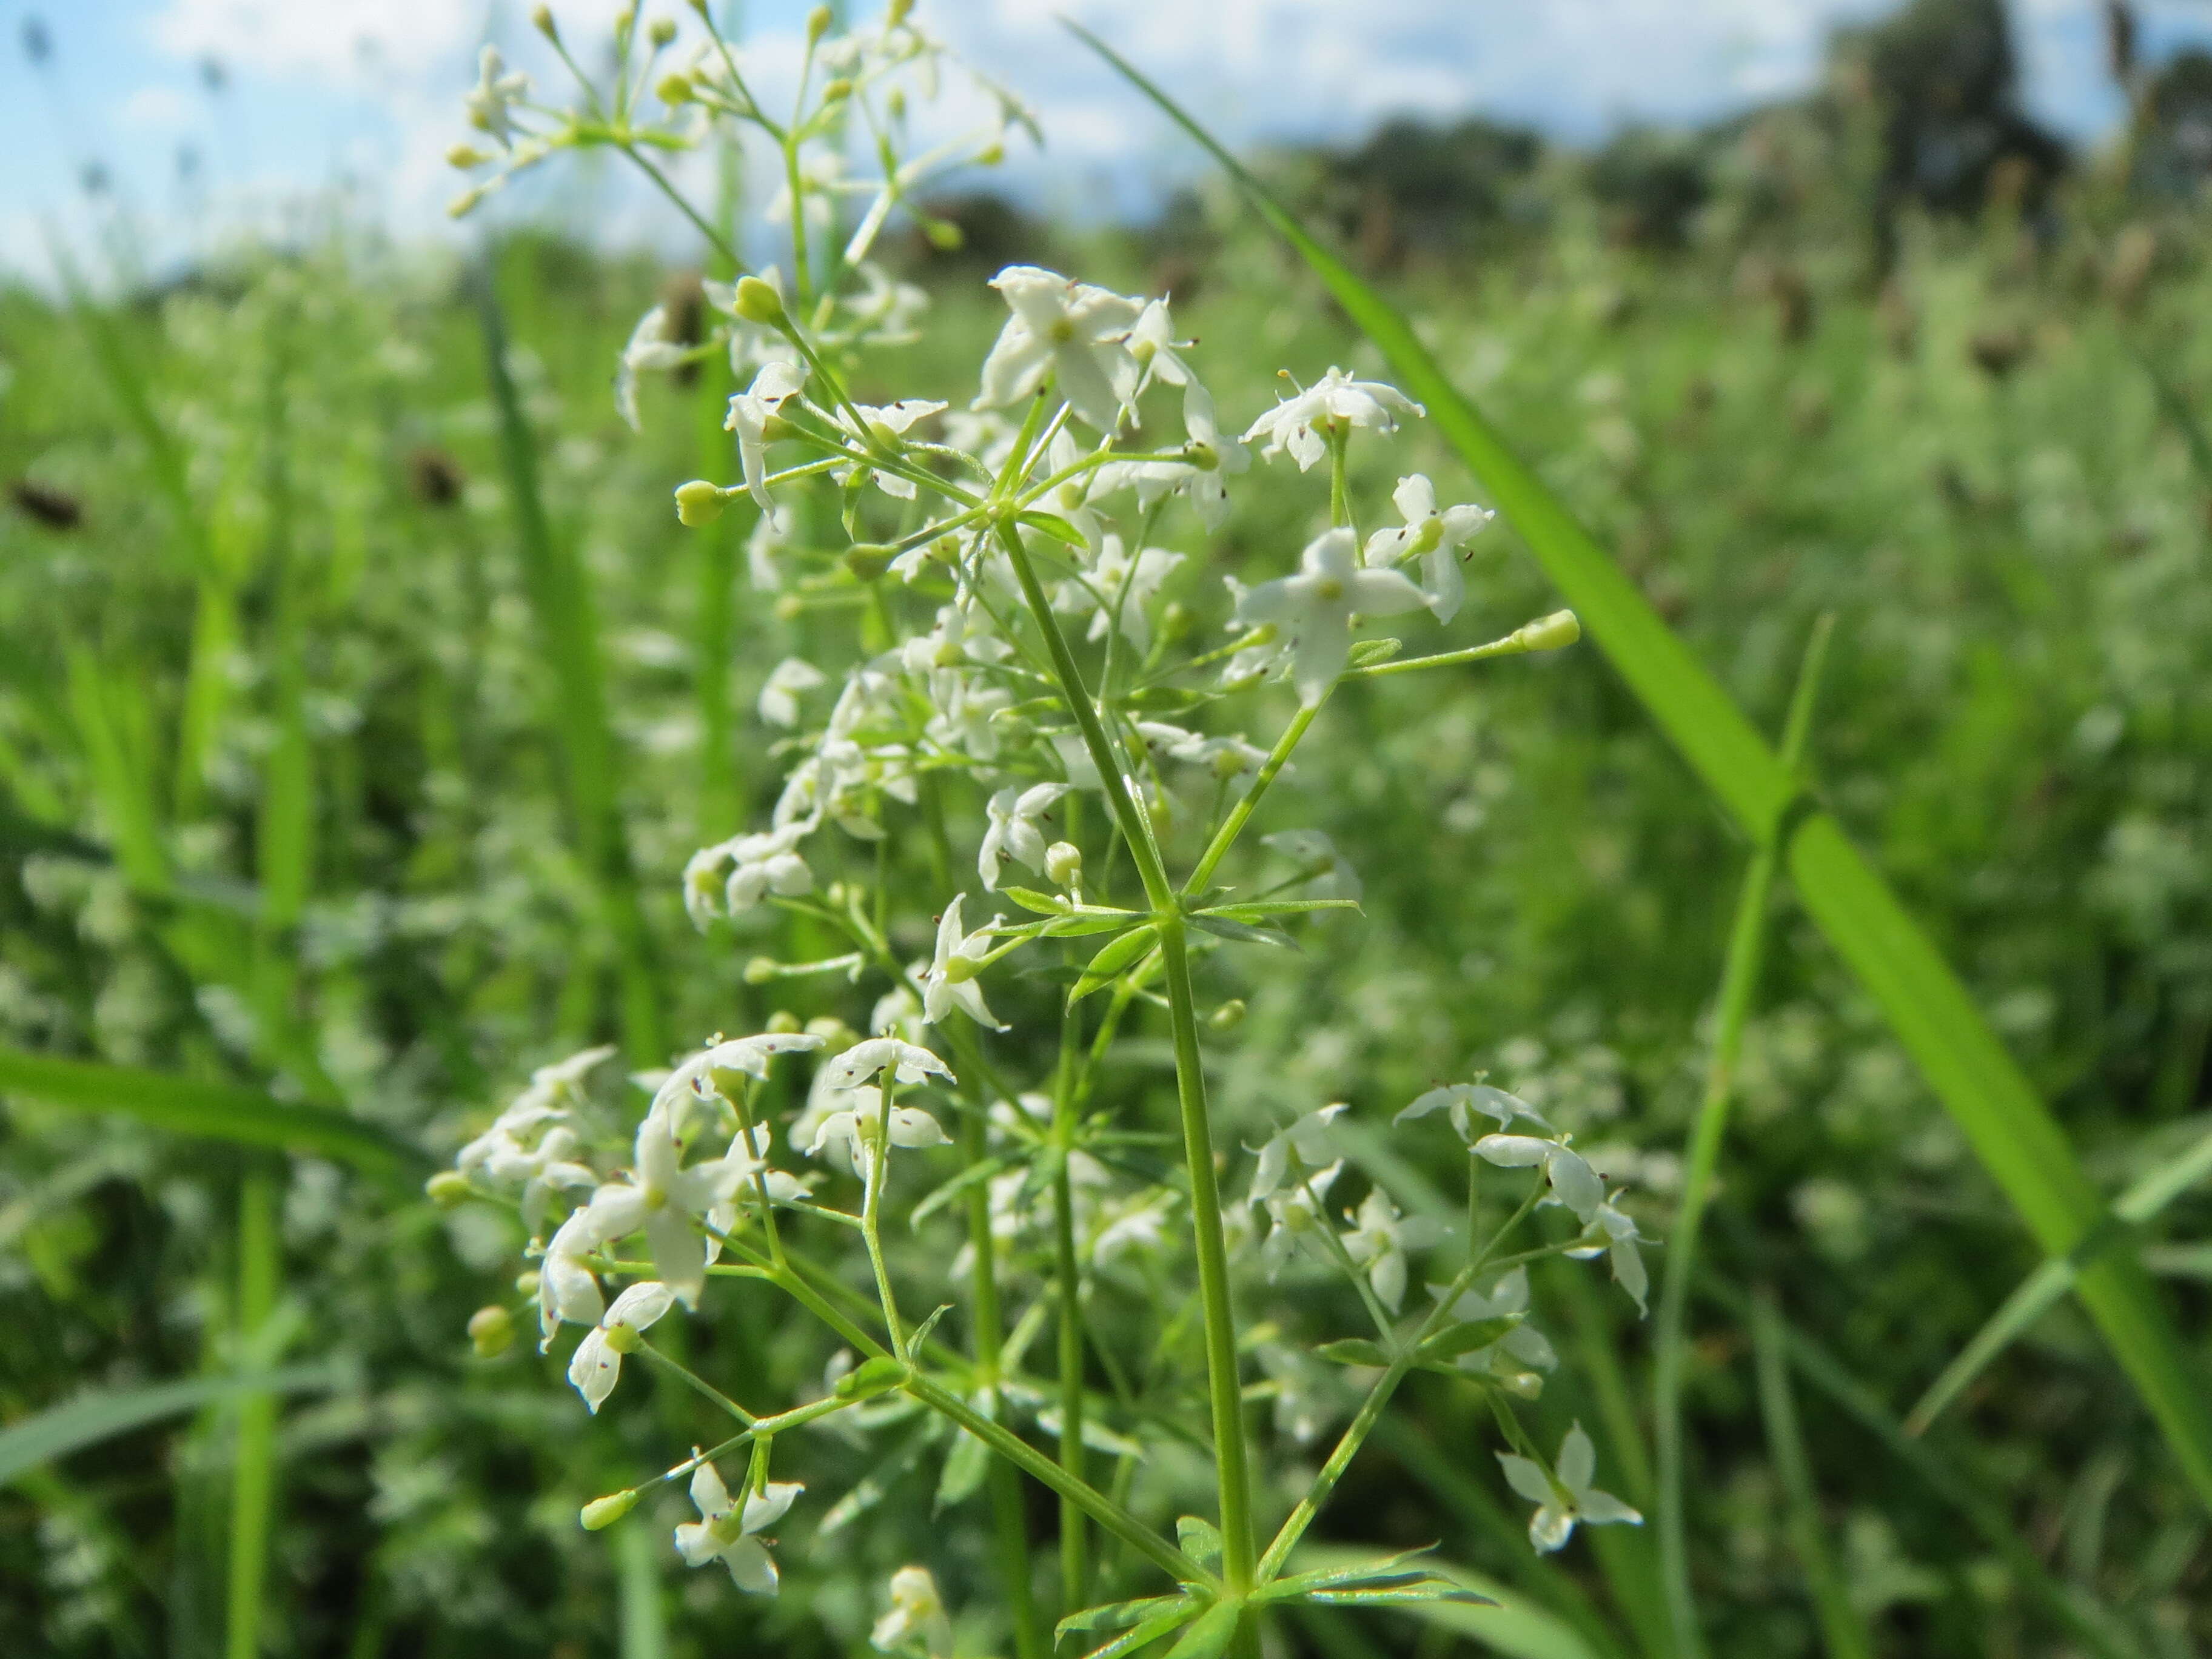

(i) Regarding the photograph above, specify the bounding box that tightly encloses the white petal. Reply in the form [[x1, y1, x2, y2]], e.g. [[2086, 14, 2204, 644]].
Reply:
[[1496, 1452, 1553, 1506], [1557, 1423, 1596, 1493]]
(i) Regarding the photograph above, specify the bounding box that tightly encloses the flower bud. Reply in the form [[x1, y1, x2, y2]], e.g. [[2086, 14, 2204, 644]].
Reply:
[[674, 480, 725, 527], [1158, 601, 1193, 645], [744, 955, 780, 985], [1207, 999, 1246, 1031], [468, 1305, 514, 1358], [580, 1489, 640, 1531], [774, 594, 805, 622], [514, 1269, 541, 1297], [531, 4, 557, 39], [648, 16, 677, 46], [977, 141, 1005, 167], [806, 4, 834, 42], [447, 143, 494, 169], [1513, 609, 1581, 652], [805, 1015, 853, 1046], [822, 77, 853, 103], [655, 71, 692, 106], [886, 87, 907, 121], [1044, 842, 1083, 890], [844, 544, 893, 582], [766, 1010, 803, 1035], [732, 274, 785, 325], [425, 1170, 472, 1208], [834, 1355, 910, 1400], [1497, 1369, 1545, 1400], [447, 186, 488, 220]]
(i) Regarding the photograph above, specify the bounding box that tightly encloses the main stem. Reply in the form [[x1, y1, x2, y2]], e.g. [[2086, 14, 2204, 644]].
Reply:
[[994, 519, 1258, 1600]]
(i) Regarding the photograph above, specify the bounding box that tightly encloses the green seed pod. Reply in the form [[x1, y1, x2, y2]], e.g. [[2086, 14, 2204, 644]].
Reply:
[[674, 480, 725, 526], [468, 1305, 514, 1358], [425, 1170, 471, 1208]]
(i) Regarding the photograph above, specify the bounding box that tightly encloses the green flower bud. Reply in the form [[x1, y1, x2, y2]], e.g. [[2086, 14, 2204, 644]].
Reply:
[[822, 76, 853, 103], [733, 274, 786, 324], [845, 544, 893, 582], [1207, 999, 1247, 1031], [467, 1305, 514, 1358], [425, 1170, 472, 1208], [531, 4, 557, 39], [774, 594, 805, 622], [1513, 609, 1581, 652], [648, 16, 678, 46], [514, 1270, 541, 1298], [580, 1489, 640, 1530], [805, 1015, 853, 1046], [806, 5, 834, 42], [674, 480, 725, 527], [447, 143, 494, 169], [1045, 842, 1083, 890], [744, 956, 780, 985], [766, 1010, 803, 1035], [655, 71, 692, 105]]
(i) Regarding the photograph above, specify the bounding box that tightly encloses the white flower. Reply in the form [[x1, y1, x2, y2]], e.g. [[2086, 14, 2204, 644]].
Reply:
[[538, 1205, 608, 1346], [925, 674, 1013, 763], [1565, 1198, 1649, 1315], [974, 265, 1143, 432], [871, 1565, 954, 1656], [1250, 1104, 1348, 1202], [922, 893, 1005, 1029], [586, 1102, 763, 1309], [568, 1280, 677, 1413], [1233, 527, 1429, 705], [1136, 722, 1269, 779], [649, 1031, 828, 1121], [1258, 829, 1362, 902], [1496, 1424, 1641, 1553], [683, 825, 813, 928], [725, 360, 807, 516], [614, 304, 689, 432], [1058, 535, 1183, 654], [806, 1085, 953, 1180], [759, 657, 827, 728], [465, 45, 530, 148], [842, 399, 947, 499], [1257, 1159, 1342, 1280], [1338, 1187, 1450, 1312], [1362, 474, 1494, 623], [901, 603, 1011, 674], [480, 1122, 600, 1239], [1242, 366, 1424, 471], [978, 782, 1067, 890], [1435, 1266, 1558, 1377], [1396, 1082, 1550, 1142], [1475, 1134, 1606, 1224], [1257, 1342, 1344, 1445], [673, 1464, 803, 1594], [825, 1036, 954, 1091]]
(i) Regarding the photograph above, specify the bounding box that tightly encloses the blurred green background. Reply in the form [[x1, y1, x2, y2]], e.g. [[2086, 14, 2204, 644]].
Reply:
[[3, 0, 2211, 1654]]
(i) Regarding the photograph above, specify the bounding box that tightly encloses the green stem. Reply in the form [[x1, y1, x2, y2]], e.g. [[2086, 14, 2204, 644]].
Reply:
[[1184, 699, 1322, 897], [860, 1085, 908, 1355], [224, 1169, 280, 1659], [1052, 1002, 1089, 1610], [618, 139, 746, 273], [1654, 614, 1831, 1659]]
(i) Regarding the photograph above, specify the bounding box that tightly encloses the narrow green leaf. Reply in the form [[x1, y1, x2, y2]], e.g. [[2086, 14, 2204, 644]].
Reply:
[[1904, 1118, 2212, 1436], [0, 1365, 343, 1487], [1044, 911, 1149, 939], [225, 1174, 283, 1659], [1071, 925, 1159, 1005], [1749, 1289, 1874, 1659], [1073, 24, 2212, 1515], [1176, 1515, 1224, 1567], [1195, 900, 1360, 922], [1015, 509, 1090, 549], [1001, 886, 1071, 916], [1313, 1339, 1393, 1369], [1289, 1547, 1606, 1659], [1185, 914, 1296, 949], [1060, 1596, 1189, 1638], [0, 1047, 429, 1182], [1161, 1601, 1239, 1659], [1081, 1602, 1205, 1659], [615, 1515, 669, 1659], [1121, 686, 1207, 714], [1416, 1315, 1524, 1363], [1306, 1581, 1494, 1607]]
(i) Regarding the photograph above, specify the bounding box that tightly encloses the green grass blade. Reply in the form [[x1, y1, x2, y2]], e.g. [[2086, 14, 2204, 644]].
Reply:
[[0, 1364, 341, 1487], [475, 263, 663, 1064], [0, 1047, 429, 1181], [1748, 1289, 1874, 1659], [615, 1518, 669, 1659], [66, 646, 167, 893], [1701, 1278, 2148, 1659], [1073, 24, 2212, 1517], [1655, 615, 1833, 1658], [225, 1172, 281, 1659], [1904, 1119, 2212, 1436]]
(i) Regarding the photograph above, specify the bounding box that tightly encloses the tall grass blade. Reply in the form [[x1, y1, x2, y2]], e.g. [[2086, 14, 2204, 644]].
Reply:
[[1701, 1278, 2148, 1659], [615, 1518, 669, 1659], [0, 1047, 429, 1181], [1072, 24, 2212, 1515], [475, 262, 663, 1064], [225, 1171, 281, 1659], [1655, 615, 1832, 1658], [1904, 1119, 2212, 1436], [1747, 1289, 1874, 1659], [0, 1364, 342, 1487]]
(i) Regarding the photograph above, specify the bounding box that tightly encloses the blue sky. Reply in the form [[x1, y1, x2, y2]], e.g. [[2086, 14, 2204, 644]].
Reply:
[[4, 0, 2210, 283]]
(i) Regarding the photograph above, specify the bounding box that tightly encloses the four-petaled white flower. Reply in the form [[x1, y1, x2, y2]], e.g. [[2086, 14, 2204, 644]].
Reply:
[[922, 894, 1007, 1029], [1233, 528, 1429, 705], [1257, 1159, 1343, 1280], [480, 1122, 600, 1239], [615, 305, 689, 432], [586, 1104, 753, 1309], [1475, 1133, 1606, 1224], [825, 1036, 954, 1091], [975, 266, 1143, 433], [1250, 1104, 1349, 1202], [1396, 1081, 1550, 1143], [465, 45, 529, 148], [1241, 366, 1424, 471], [1434, 1266, 1558, 1379], [871, 1565, 954, 1657], [978, 782, 1067, 890], [725, 360, 808, 515], [568, 1280, 677, 1413], [538, 1205, 608, 1346], [650, 1031, 828, 1121], [1496, 1423, 1642, 1553], [759, 657, 828, 728], [684, 825, 814, 928], [807, 1084, 953, 1179], [1362, 474, 1495, 623], [1338, 1187, 1450, 1312], [1059, 535, 1184, 654], [1566, 1196, 1649, 1315], [674, 1463, 803, 1594], [840, 399, 948, 499]]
